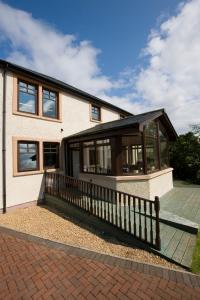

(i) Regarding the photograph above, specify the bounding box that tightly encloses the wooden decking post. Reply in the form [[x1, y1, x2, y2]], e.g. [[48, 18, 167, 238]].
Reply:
[[155, 196, 161, 250], [90, 179, 93, 214]]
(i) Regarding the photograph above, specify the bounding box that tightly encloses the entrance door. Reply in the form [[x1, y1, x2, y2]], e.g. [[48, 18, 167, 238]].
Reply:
[[72, 150, 80, 178]]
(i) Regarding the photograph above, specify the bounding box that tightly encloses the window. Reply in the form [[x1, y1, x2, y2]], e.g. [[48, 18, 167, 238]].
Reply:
[[18, 81, 37, 114], [96, 142, 111, 174], [159, 122, 169, 169], [91, 104, 101, 121], [83, 139, 111, 174], [83, 141, 96, 173], [146, 137, 159, 172], [122, 136, 143, 174], [43, 89, 58, 118], [145, 121, 159, 173], [43, 142, 59, 169], [18, 142, 39, 172]]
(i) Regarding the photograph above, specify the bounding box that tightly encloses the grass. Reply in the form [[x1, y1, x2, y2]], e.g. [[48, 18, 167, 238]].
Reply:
[[191, 229, 200, 274]]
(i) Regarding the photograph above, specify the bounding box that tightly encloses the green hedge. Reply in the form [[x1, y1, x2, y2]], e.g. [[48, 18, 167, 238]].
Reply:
[[170, 132, 200, 184]]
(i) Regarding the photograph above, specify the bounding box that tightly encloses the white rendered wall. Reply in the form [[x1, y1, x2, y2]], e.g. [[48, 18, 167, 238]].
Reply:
[[3, 70, 120, 208], [79, 168, 174, 200], [0, 70, 3, 209]]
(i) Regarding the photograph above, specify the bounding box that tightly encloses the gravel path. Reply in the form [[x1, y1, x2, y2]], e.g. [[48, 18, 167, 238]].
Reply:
[[0, 205, 181, 270]]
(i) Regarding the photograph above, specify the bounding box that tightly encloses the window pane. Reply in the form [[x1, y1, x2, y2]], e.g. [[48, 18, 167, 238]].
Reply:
[[19, 92, 36, 114], [18, 81, 37, 114], [122, 135, 143, 174], [159, 122, 169, 168], [43, 142, 59, 169], [43, 89, 57, 118], [145, 121, 157, 137], [43, 99, 57, 118], [83, 141, 94, 146], [18, 142, 38, 171], [91, 105, 100, 121], [82, 139, 111, 174], [146, 137, 159, 173], [96, 145, 111, 174], [83, 146, 96, 173], [96, 139, 110, 144]]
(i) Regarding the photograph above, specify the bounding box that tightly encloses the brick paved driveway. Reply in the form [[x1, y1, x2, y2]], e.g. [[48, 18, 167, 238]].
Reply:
[[0, 226, 200, 300]]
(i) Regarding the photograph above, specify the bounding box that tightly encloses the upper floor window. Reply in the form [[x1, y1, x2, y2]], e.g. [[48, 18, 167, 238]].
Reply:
[[43, 89, 58, 119], [18, 141, 39, 172], [18, 81, 37, 114], [91, 104, 101, 121], [43, 142, 59, 169]]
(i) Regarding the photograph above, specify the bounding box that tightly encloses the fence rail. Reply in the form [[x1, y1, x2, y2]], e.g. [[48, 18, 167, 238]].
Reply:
[[44, 172, 161, 250]]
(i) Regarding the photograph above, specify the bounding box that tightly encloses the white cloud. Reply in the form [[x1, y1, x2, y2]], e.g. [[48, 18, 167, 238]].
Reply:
[[0, 1, 114, 95], [0, 1, 200, 133], [135, 0, 200, 132]]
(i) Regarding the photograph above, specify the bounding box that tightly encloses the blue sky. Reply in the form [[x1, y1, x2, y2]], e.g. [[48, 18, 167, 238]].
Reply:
[[0, 0, 200, 132], [1, 0, 181, 76]]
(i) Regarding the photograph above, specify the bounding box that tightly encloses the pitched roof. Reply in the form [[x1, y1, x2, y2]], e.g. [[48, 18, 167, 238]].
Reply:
[[65, 109, 177, 141], [0, 59, 131, 116]]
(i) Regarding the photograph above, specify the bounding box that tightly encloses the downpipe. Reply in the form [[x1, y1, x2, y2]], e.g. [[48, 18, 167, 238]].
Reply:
[[2, 64, 7, 213]]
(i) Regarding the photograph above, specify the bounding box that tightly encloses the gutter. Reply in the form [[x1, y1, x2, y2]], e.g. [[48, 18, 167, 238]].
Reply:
[[2, 63, 7, 213]]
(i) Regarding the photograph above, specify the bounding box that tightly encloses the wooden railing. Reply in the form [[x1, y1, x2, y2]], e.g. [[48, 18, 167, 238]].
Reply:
[[44, 172, 161, 250]]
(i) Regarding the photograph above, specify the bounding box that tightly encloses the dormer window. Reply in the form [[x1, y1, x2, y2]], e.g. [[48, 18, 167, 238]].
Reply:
[[91, 104, 101, 122]]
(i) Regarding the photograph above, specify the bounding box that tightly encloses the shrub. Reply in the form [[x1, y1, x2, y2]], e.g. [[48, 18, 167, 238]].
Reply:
[[170, 132, 200, 184]]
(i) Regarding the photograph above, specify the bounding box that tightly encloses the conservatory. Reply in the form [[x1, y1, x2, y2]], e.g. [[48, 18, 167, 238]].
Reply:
[[63, 109, 177, 200]]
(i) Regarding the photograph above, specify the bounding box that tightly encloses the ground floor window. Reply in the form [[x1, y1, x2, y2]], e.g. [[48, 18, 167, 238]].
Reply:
[[14, 138, 60, 176], [43, 142, 59, 169], [18, 141, 39, 172], [83, 139, 111, 175], [122, 135, 143, 174]]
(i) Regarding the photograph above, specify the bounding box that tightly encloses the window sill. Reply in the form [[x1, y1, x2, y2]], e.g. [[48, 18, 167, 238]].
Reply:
[[13, 168, 60, 177], [90, 119, 102, 123], [13, 111, 62, 123], [13, 170, 43, 177]]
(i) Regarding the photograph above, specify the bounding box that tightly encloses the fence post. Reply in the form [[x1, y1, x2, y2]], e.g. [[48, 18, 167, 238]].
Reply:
[[43, 170, 47, 204], [154, 196, 161, 250], [90, 179, 93, 214]]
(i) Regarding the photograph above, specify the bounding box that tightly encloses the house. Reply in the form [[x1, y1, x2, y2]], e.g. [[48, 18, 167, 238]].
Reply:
[[0, 59, 177, 213]]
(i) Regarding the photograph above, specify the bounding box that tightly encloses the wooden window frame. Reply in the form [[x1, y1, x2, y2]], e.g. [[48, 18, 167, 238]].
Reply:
[[18, 80, 38, 116], [13, 137, 61, 177], [82, 139, 111, 175], [90, 103, 101, 123], [13, 74, 62, 123], [43, 142, 60, 170], [42, 88, 59, 120], [17, 141, 39, 172]]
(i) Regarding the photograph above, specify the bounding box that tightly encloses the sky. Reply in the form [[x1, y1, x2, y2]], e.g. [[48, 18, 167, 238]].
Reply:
[[0, 0, 200, 133]]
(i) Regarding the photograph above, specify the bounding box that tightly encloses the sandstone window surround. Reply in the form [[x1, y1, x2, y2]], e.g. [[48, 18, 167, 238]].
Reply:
[[12, 74, 62, 123]]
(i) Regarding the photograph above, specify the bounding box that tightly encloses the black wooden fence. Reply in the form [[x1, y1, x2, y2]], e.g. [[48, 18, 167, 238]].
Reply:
[[44, 172, 161, 250]]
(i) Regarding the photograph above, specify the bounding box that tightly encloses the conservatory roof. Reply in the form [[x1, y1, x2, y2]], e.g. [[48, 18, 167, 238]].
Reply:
[[64, 109, 177, 142]]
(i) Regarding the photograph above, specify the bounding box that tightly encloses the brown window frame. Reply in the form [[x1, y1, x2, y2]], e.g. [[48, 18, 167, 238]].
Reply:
[[91, 104, 101, 122], [43, 142, 60, 169], [42, 88, 59, 119], [17, 80, 38, 115], [82, 139, 111, 175], [17, 141, 39, 172]]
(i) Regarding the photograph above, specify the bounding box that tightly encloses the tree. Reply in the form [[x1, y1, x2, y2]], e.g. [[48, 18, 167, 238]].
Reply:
[[170, 132, 200, 184], [191, 124, 200, 136]]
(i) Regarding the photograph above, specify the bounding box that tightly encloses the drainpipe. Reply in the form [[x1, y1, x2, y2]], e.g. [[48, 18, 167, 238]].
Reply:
[[2, 64, 7, 213]]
